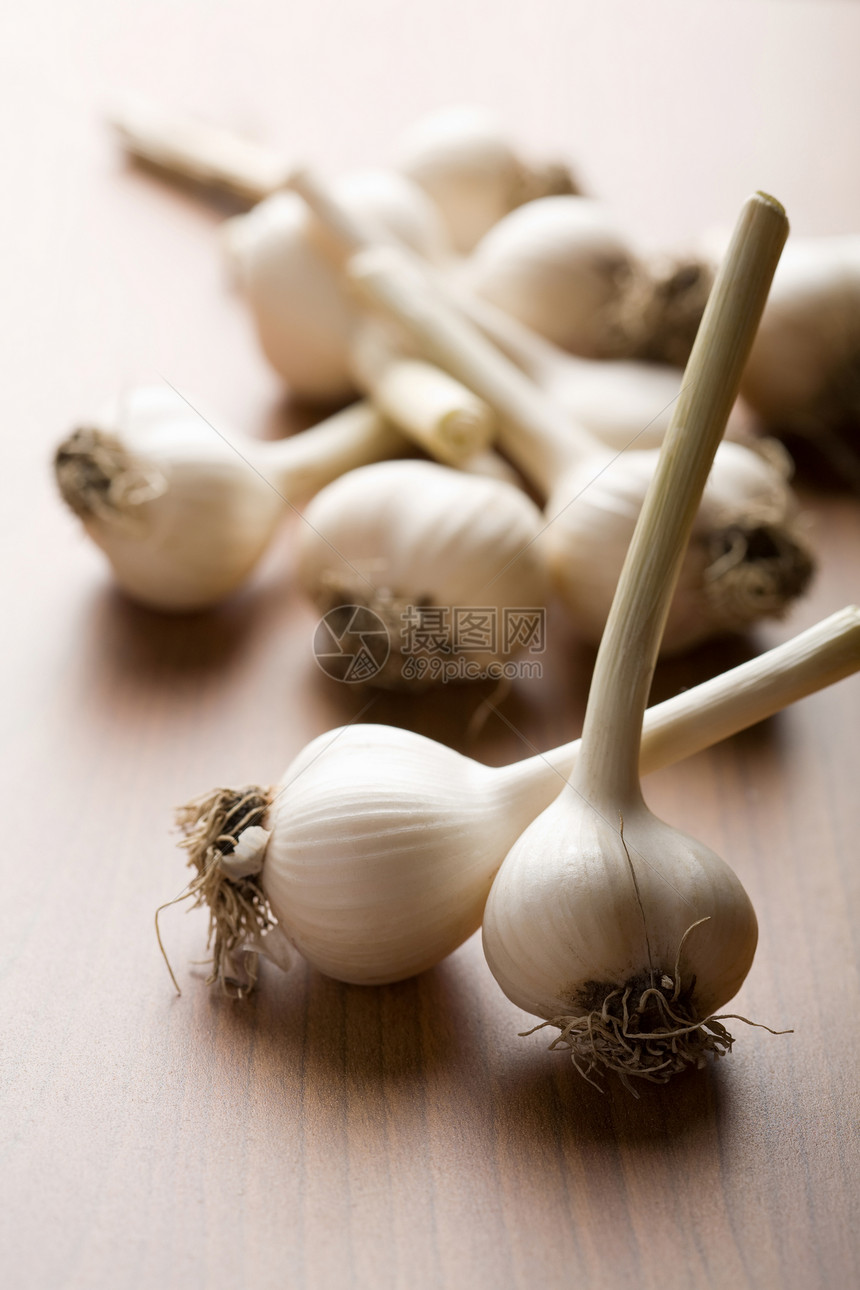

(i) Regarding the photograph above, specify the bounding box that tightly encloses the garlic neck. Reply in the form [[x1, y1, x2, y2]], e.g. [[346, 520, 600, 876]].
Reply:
[[260, 402, 404, 503]]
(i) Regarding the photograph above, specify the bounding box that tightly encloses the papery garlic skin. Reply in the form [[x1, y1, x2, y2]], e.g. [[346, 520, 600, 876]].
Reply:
[[225, 169, 451, 402], [295, 459, 549, 685], [397, 104, 577, 255], [482, 790, 758, 1024], [260, 726, 542, 984], [58, 387, 284, 612], [465, 196, 646, 358], [540, 440, 814, 653]]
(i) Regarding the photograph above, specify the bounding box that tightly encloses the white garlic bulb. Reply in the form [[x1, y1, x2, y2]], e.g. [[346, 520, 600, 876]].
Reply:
[[224, 169, 451, 402], [397, 104, 577, 255], [295, 458, 548, 686], [482, 783, 759, 1084], [55, 386, 403, 611], [541, 439, 814, 653], [464, 195, 648, 358]]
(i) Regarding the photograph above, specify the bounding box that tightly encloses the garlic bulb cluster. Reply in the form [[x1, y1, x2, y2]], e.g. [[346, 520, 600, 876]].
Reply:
[[337, 237, 815, 652], [224, 169, 451, 402], [483, 193, 789, 1086], [397, 104, 578, 255], [168, 604, 860, 994], [295, 458, 548, 686], [54, 386, 402, 611]]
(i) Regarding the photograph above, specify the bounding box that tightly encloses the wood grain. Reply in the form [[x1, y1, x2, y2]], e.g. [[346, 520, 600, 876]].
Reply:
[[1, 4, 859, 1288]]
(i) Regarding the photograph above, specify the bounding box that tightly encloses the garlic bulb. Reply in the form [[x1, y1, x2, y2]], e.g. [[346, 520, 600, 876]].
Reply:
[[54, 386, 403, 611], [340, 240, 815, 652], [463, 195, 649, 358], [740, 235, 860, 485], [483, 193, 788, 1087], [296, 458, 548, 687], [541, 439, 813, 653], [224, 169, 450, 402], [397, 104, 578, 255], [168, 603, 860, 994]]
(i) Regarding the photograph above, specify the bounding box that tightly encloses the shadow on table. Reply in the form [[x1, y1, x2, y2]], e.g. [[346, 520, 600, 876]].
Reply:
[[184, 942, 726, 1153]]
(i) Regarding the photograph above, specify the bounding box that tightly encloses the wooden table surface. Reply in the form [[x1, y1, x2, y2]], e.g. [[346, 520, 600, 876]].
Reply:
[[2, 3, 859, 1288]]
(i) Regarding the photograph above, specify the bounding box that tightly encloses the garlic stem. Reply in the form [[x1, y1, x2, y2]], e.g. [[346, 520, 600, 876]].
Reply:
[[347, 245, 582, 487], [524, 605, 860, 789], [348, 326, 495, 466], [288, 169, 591, 486], [109, 98, 288, 204], [629, 605, 860, 775], [481, 198, 790, 1084], [260, 398, 407, 498], [574, 193, 789, 812]]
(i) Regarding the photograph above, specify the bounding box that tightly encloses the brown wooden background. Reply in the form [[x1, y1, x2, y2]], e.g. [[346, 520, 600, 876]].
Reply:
[[2, 3, 859, 1287]]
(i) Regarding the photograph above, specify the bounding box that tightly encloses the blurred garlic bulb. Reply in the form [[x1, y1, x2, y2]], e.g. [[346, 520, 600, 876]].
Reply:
[[740, 235, 860, 486], [397, 104, 578, 255], [541, 439, 814, 653], [464, 195, 649, 358], [296, 458, 548, 687], [54, 386, 402, 611], [224, 169, 451, 402]]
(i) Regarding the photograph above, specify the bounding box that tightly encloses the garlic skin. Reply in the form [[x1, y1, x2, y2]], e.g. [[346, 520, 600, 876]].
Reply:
[[464, 196, 647, 358], [540, 440, 815, 653], [397, 104, 577, 255], [225, 169, 451, 402], [295, 459, 549, 686], [483, 790, 758, 1025], [55, 387, 402, 612], [261, 726, 544, 984]]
